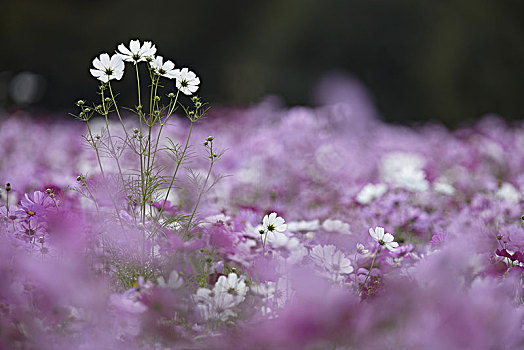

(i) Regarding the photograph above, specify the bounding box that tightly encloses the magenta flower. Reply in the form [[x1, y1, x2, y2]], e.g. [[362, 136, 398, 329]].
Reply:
[[496, 249, 524, 263], [15, 191, 54, 224], [430, 232, 448, 245]]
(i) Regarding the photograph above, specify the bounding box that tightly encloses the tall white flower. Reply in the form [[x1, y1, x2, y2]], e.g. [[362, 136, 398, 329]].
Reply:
[[90, 53, 125, 83], [310, 244, 354, 282], [150, 56, 177, 79], [369, 226, 399, 252], [262, 212, 287, 240], [174, 67, 200, 95], [117, 39, 156, 64]]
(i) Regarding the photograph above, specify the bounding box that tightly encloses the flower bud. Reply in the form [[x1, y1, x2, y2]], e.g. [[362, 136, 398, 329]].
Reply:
[[168, 92, 175, 98], [45, 188, 52, 194], [206, 136, 214, 142], [5, 183, 11, 192], [76, 100, 85, 106]]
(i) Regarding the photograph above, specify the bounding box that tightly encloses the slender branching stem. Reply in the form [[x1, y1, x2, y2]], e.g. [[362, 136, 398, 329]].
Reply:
[[184, 146, 215, 238], [157, 119, 194, 219]]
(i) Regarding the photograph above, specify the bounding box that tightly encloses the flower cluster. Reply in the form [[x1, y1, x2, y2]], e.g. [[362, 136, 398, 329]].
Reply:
[[91, 39, 199, 95], [0, 69, 523, 349]]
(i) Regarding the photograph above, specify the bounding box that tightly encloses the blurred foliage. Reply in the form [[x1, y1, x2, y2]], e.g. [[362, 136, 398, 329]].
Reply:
[[1, 0, 524, 126]]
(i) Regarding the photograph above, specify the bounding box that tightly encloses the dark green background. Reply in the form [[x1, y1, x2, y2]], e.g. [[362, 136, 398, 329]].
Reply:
[[1, 0, 524, 126]]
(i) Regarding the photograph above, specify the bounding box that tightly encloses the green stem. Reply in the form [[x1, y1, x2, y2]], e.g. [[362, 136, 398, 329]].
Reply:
[[354, 252, 359, 291], [148, 91, 180, 206], [157, 120, 194, 219], [363, 247, 380, 287], [85, 120, 106, 179], [184, 153, 214, 238]]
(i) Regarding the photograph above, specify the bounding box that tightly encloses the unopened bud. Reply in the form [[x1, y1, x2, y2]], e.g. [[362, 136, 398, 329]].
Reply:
[[5, 183, 11, 192], [168, 92, 175, 98], [76, 100, 85, 106]]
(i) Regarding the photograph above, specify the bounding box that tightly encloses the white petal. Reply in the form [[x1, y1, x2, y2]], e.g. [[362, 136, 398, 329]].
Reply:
[[130, 40, 140, 53], [117, 44, 132, 56], [164, 60, 175, 70], [274, 217, 285, 226], [383, 233, 395, 243], [90, 69, 103, 78], [113, 70, 124, 80], [92, 57, 104, 71], [99, 53, 111, 67]]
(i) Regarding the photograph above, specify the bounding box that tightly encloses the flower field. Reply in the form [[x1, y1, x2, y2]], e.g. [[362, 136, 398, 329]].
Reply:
[[0, 40, 523, 349]]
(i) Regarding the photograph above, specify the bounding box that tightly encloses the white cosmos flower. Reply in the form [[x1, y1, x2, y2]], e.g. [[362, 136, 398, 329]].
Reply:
[[495, 182, 521, 204], [150, 56, 177, 79], [286, 219, 320, 232], [356, 183, 388, 204], [90, 53, 125, 83], [117, 39, 156, 64], [356, 243, 370, 255], [174, 67, 200, 95], [369, 226, 399, 252], [194, 288, 237, 321], [322, 219, 351, 234], [214, 273, 248, 304], [262, 212, 287, 240], [156, 270, 183, 290], [310, 244, 354, 282]]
